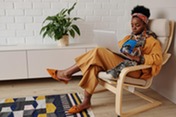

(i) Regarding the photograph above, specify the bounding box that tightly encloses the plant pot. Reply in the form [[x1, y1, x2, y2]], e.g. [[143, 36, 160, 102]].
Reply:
[[57, 35, 69, 47]]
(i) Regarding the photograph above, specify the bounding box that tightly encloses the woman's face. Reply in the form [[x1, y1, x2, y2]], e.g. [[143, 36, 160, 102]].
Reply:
[[131, 17, 146, 35]]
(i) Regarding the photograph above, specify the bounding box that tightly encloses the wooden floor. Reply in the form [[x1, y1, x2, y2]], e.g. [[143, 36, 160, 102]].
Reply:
[[0, 77, 176, 117]]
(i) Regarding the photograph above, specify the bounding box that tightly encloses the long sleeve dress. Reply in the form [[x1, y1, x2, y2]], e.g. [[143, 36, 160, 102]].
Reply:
[[75, 35, 163, 94]]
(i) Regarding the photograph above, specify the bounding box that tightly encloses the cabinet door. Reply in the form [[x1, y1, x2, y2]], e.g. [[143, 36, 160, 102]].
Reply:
[[27, 49, 85, 78], [0, 51, 27, 80]]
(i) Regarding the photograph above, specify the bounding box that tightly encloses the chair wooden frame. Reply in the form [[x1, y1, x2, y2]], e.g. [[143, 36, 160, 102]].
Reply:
[[98, 20, 175, 117]]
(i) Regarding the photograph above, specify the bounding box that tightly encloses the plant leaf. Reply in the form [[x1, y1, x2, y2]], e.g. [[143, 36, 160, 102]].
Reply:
[[69, 29, 75, 38], [73, 17, 81, 21], [43, 16, 57, 24], [68, 2, 77, 15], [71, 24, 80, 35], [40, 25, 47, 34], [54, 30, 63, 40], [59, 8, 68, 15], [65, 20, 71, 27], [42, 31, 48, 38]]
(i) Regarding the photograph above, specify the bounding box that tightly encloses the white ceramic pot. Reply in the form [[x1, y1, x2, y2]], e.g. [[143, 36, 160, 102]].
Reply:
[[57, 35, 69, 47]]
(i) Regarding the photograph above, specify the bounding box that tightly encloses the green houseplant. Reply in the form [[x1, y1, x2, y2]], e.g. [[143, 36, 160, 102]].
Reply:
[[40, 2, 81, 46]]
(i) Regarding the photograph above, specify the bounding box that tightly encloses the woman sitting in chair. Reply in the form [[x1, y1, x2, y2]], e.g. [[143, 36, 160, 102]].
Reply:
[[47, 5, 163, 114]]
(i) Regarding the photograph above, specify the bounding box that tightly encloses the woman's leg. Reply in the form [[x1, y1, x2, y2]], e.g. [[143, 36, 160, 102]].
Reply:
[[68, 90, 92, 114], [56, 64, 80, 82], [68, 65, 100, 114], [67, 47, 127, 113], [79, 90, 92, 109], [50, 47, 123, 83]]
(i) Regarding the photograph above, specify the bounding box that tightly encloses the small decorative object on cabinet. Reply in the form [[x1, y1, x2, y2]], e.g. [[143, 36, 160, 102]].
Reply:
[[40, 2, 81, 47]]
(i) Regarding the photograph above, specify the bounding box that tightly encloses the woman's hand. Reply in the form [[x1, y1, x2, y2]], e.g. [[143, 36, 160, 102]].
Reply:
[[124, 53, 140, 62]]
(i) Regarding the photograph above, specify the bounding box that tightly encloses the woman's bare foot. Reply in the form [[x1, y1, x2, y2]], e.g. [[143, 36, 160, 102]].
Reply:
[[68, 102, 91, 114], [46, 68, 71, 84], [47, 64, 80, 84], [77, 101, 91, 110], [68, 90, 92, 114], [56, 70, 72, 82]]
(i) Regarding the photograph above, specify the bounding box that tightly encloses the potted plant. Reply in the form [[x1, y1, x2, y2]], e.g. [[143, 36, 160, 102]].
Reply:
[[40, 2, 81, 46]]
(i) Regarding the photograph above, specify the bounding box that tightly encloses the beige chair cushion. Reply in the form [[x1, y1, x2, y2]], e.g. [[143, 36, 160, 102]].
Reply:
[[157, 37, 168, 53], [149, 19, 170, 37], [149, 19, 170, 53]]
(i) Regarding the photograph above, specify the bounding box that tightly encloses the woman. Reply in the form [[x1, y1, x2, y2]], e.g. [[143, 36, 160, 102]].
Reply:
[[47, 5, 163, 114]]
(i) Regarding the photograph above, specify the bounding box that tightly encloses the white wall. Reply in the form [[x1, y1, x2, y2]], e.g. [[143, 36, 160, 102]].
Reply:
[[0, 0, 127, 45], [0, 0, 176, 103]]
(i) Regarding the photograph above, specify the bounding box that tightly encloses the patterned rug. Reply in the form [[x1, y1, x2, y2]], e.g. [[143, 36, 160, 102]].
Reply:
[[0, 92, 95, 117]]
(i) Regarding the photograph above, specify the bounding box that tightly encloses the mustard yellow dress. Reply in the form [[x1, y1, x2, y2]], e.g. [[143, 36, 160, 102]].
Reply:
[[75, 35, 163, 94]]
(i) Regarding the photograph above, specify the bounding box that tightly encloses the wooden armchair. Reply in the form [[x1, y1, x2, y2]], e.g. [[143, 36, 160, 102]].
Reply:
[[97, 19, 175, 117]]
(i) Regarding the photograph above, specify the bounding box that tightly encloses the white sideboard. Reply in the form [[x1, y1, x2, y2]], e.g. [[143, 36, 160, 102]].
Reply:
[[0, 43, 96, 80], [0, 51, 27, 80]]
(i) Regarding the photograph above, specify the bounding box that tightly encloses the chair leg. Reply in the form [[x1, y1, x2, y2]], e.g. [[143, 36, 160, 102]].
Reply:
[[118, 89, 162, 117]]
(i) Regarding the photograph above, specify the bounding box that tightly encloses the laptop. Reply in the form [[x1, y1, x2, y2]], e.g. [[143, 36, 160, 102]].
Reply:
[[93, 30, 130, 59], [93, 30, 119, 53]]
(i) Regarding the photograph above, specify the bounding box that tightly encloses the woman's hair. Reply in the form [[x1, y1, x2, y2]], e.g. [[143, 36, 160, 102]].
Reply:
[[131, 5, 157, 37], [131, 5, 150, 18]]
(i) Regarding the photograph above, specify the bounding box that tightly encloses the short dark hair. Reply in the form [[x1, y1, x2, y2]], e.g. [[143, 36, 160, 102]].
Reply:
[[131, 5, 150, 18]]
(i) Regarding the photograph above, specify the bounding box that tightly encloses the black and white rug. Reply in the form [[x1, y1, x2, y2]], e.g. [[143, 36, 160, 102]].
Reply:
[[0, 92, 95, 117]]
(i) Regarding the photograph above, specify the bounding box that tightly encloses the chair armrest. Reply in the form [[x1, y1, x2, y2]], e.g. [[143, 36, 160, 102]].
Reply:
[[120, 53, 170, 76], [120, 64, 151, 77], [117, 65, 152, 86], [118, 53, 170, 85], [100, 53, 170, 87], [162, 53, 171, 65]]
